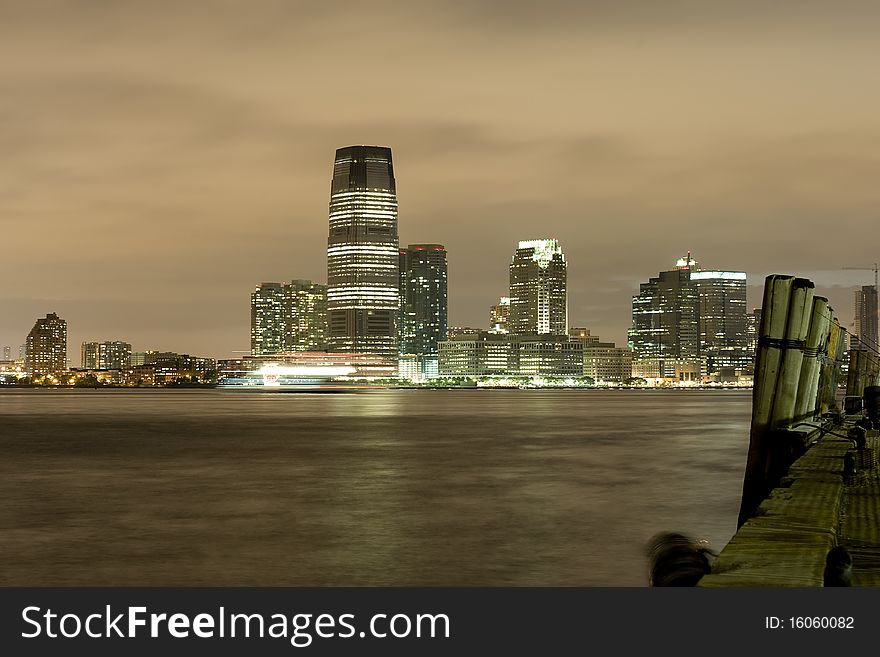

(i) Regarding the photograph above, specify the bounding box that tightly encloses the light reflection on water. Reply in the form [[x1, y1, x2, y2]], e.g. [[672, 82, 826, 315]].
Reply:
[[0, 388, 750, 586]]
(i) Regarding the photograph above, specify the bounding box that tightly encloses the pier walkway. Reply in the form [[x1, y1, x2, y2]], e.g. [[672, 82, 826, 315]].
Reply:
[[701, 421, 880, 587]]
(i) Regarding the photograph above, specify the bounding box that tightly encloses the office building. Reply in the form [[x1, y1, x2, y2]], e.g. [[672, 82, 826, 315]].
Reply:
[[25, 312, 67, 376], [399, 244, 448, 358], [569, 329, 632, 382], [326, 145, 399, 359], [489, 298, 510, 333], [629, 254, 747, 381], [582, 343, 633, 383], [691, 269, 750, 373], [629, 257, 699, 370], [438, 332, 514, 378], [852, 285, 879, 352], [438, 332, 588, 379], [508, 239, 567, 335]]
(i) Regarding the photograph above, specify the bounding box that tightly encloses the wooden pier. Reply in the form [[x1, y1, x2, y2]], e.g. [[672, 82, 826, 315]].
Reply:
[[701, 422, 880, 586], [697, 274, 880, 587]]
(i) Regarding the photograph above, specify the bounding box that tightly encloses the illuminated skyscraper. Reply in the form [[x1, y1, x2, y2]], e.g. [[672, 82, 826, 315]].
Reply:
[[81, 341, 132, 369], [25, 312, 67, 376], [399, 244, 447, 357], [629, 255, 748, 381], [508, 239, 567, 335], [251, 280, 327, 355], [489, 297, 510, 333], [630, 264, 698, 360], [326, 146, 399, 358], [691, 269, 749, 372], [284, 280, 328, 352], [251, 282, 285, 355], [852, 285, 879, 352]]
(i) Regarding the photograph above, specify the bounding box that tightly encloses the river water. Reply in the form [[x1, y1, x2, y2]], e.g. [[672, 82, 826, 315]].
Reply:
[[0, 388, 750, 586]]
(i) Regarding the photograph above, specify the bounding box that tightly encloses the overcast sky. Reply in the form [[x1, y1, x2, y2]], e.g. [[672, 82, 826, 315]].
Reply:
[[2, 1, 878, 360]]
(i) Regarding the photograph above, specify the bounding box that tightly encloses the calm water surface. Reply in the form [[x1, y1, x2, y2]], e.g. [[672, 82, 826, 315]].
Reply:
[[0, 388, 750, 586]]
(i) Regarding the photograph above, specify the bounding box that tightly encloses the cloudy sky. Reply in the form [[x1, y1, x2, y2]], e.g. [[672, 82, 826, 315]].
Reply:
[[2, 0, 878, 360]]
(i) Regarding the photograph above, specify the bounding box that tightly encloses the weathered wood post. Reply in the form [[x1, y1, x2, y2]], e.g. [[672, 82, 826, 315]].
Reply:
[[739, 275, 793, 526], [770, 278, 815, 428], [794, 296, 830, 423], [817, 316, 840, 416], [825, 319, 847, 414], [847, 350, 863, 398]]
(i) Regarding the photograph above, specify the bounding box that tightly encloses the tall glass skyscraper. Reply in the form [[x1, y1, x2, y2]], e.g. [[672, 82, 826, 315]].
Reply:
[[399, 244, 448, 357], [508, 239, 567, 335], [690, 270, 749, 372], [326, 146, 399, 358], [852, 285, 879, 352], [629, 255, 748, 380]]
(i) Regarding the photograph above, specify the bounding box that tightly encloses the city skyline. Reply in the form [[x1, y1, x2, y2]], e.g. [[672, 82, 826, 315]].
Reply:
[[3, 1, 878, 358]]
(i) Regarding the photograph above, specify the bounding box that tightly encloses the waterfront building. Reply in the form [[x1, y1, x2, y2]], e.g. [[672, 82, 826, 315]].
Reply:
[[67, 368, 125, 386], [0, 357, 25, 383], [691, 269, 750, 374], [631, 357, 706, 385], [629, 254, 747, 382], [326, 145, 399, 359], [851, 285, 879, 352], [508, 239, 567, 335], [517, 335, 584, 377], [489, 297, 510, 333], [284, 280, 328, 352], [399, 244, 448, 358], [25, 312, 67, 377], [81, 341, 132, 370], [438, 333, 513, 378], [2, 346, 9, 360], [568, 329, 632, 382], [136, 351, 217, 384], [126, 365, 156, 387], [629, 258, 699, 377], [582, 343, 633, 383], [438, 332, 589, 379], [251, 280, 328, 355], [251, 282, 285, 355]]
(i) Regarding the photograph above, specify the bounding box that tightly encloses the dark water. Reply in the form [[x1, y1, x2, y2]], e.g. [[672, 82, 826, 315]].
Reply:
[[0, 388, 751, 586]]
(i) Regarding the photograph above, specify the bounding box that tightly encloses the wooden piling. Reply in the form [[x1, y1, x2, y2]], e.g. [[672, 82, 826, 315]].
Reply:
[[739, 275, 793, 526], [770, 278, 815, 429], [794, 297, 829, 423]]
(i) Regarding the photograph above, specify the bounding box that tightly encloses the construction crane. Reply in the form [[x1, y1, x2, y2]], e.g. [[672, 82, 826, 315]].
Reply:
[[843, 263, 880, 353], [843, 262, 879, 290]]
